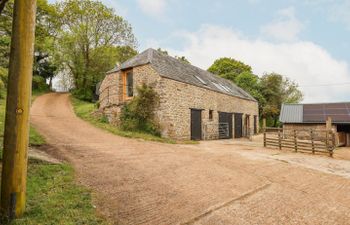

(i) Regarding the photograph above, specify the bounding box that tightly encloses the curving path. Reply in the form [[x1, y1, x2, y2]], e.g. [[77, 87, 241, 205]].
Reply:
[[30, 93, 350, 225]]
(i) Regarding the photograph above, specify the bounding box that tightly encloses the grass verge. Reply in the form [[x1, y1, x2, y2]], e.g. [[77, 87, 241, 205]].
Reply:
[[70, 97, 196, 144], [0, 161, 107, 225], [0, 93, 107, 224]]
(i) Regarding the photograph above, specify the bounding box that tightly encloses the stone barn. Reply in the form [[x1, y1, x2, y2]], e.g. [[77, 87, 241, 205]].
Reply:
[[99, 48, 259, 140], [280, 103, 350, 146]]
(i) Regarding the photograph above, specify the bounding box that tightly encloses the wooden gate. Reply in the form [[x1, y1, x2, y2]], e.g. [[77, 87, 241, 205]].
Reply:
[[263, 127, 336, 157]]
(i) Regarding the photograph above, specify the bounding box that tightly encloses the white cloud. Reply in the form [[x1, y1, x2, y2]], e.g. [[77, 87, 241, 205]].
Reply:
[[166, 25, 350, 103], [137, 0, 167, 17], [261, 7, 304, 42]]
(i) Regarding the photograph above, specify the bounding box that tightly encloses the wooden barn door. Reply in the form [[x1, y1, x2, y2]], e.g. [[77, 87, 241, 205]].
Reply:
[[191, 109, 202, 140], [234, 113, 243, 138]]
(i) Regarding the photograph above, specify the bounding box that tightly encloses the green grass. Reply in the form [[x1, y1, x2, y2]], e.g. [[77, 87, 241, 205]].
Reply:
[[9, 161, 106, 225], [0, 161, 107, 225], [70, 97, 187, 144], [0, 96, 46, 160], [0, 92, 107, 224]]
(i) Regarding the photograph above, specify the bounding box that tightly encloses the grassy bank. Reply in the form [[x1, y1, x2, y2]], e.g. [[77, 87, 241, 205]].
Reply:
[[0, 94, 107, 224], [1, 161, 107, 225], [70, 96, 182, 144]]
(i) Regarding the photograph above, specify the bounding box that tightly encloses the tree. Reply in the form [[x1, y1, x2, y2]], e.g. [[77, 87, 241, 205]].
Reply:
[[0, 0, 9, 15], [208, 57, 252, 82], [0, 0, 59, 89], [234, 72, 266, 115], [260, 73, 303, 126], [175, 56, 191, 64], [56, 0, 137, 101], [157, 48, 191, 64]]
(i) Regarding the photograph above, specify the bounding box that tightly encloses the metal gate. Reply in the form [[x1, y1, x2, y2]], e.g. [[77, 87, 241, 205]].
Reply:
[[219, 112, 233, 139], [203, 123, 229, 140]]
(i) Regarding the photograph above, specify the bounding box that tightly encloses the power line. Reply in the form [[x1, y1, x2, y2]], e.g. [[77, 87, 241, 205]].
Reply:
[[299, 82, 350, 87]]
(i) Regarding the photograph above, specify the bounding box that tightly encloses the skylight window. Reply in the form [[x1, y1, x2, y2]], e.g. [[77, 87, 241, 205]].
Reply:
[[194, 75, 207, 85]]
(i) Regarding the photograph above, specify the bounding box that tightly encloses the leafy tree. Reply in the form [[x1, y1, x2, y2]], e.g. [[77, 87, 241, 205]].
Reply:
[[234, 72, 266, 114], [0, 0, 9, 14], [260, 73, 303, 126], [56, 0, 137, 101], [175, 56, 191, 64], [0, 0, 59, 89], [157, 48, 191, 64], [208, 57, 252, 82]]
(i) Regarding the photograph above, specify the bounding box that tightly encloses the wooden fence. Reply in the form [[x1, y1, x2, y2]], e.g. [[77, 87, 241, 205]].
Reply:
[[263, 127, 336, 157]]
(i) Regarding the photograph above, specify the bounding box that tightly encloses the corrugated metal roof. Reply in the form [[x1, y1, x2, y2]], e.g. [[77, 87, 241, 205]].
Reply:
[[279, 104, 303, 123], [280, 102, 350, 124], [106, 48, 256, 101]]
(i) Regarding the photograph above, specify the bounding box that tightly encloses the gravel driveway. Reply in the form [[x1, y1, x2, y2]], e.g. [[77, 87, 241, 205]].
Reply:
[[31, 93, 350, 225]]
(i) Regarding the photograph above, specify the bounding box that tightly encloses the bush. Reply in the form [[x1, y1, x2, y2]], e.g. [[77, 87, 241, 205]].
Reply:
[[32, 75, 49, 92], [120, 84, 160, 136], [72, 88, 94, 102]]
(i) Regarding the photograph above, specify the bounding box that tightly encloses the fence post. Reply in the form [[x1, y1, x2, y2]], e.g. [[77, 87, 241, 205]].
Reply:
[[310, 129, 315, 154], [325, 130, 329, 153], [294, 129, 297, 152], [263, 118, 266, 147], [330, 131, 335, 157], [278, 129, 282, 150]]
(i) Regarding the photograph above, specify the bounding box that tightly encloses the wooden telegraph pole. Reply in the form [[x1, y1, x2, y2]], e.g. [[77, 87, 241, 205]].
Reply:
[[1, 0, 37, 219]]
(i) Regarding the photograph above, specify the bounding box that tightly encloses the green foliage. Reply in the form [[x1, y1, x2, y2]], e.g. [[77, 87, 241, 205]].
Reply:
[[32, 75, 49, 92], [0, 162, 107, 225], [208, 57, 252, 81], [208, 57, 303, 127], [120, 84, 160, 135], [157, 48, 191, 64], [260, 73, 303, 126], [0, 0, 59, 89], [56, 0, 137, 101], [29, 126, 46, 146], [175, 56, 191, 64], [72, 88, 94, 102], [71, 96, 177, 143]]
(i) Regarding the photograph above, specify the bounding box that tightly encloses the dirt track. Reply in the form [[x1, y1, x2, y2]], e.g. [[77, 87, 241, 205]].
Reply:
[[31, 93, 350, 225]]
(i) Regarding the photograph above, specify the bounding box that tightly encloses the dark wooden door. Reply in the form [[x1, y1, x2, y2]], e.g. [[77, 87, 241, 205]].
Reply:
[[191, 109, 202, 140], [234, 113, 243, 138], [219, 112, 233, 139], [254, 115, 257, 134]]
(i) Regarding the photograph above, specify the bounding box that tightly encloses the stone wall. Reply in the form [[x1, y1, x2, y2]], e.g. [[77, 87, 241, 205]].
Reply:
[[155, 76, 259, 139], [99, 64, 259, 140], [282, 123, 339, 145]]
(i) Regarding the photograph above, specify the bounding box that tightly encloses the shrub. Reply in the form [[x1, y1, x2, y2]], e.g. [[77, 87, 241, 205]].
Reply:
[[120, 84, 160, 136], [32, 75, 49, 92], [72, 88, 94, 102]]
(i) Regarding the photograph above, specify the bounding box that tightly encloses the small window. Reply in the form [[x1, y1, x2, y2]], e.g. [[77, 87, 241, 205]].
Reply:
[[209, 110, 213, 120], [126, 71, 133, 97]]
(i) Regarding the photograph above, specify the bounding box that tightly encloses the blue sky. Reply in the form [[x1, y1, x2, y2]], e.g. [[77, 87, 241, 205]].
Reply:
[[49, 0, 350, 102]]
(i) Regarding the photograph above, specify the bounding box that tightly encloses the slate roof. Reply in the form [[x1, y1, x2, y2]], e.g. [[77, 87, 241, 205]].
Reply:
[[280, 102, 350, 124], [107, 48, 256, 101]]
